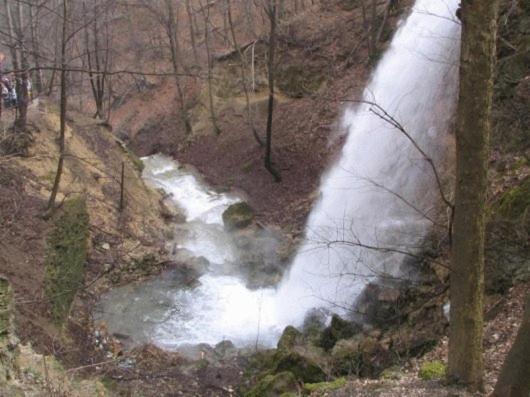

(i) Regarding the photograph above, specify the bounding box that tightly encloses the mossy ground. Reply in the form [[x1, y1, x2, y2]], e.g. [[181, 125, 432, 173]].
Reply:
[[304, 377, 347, 393], [418, 360, 446, 380], [496, 177, 530, 221], [45, 196, 89, 323]]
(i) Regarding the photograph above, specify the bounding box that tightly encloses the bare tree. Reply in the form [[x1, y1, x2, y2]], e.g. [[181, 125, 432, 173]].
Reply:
[[47, 0, 69, 213], [263, 0, 281, 182], [226, 0, 263, 145], [184, 0, 198, 63], [198, 0, 221, 135], [28, 0, 44, 94], [447, 0, 500, 391], [492, 293, 530, 397], [82, 0, 111, 119], [140, 0, 192, 135]]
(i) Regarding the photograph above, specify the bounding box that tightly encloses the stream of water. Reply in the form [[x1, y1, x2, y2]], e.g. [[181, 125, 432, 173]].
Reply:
[[95, 0, 461, 350]]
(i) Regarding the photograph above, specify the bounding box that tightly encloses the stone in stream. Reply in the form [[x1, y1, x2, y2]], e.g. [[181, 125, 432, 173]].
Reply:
[[222, 202, 255, 230]]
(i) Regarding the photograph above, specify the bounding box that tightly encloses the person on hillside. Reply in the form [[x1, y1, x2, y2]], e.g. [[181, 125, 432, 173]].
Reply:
[[0, 52, 5, 119]]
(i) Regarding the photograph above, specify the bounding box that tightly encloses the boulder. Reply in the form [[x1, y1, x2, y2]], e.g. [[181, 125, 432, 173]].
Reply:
[[214, 340, 236, 358], [319, 314, 361, 350], [277, 326, 302, 351], [302, 309, 328, 341], [222, 202, 255, 230], [330, 336, 363, 376], [244, 371, 298, 397], [355, 282, 405, 328], [273, 351, 326, 383]]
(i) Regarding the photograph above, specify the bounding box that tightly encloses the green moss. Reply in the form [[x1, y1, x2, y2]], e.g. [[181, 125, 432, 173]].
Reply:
[[304, 377, 346, 393], [0, 278, 11, 340], [128, 253, 157, 275], [222, 202, 255, 230], [244, 371, 298, 397], [496, 177, 530, 220], [273, 351, 326, 383], [380, 366, 403, 380], [45, 197, 89, 323], [125, 147, 145, 173], [241, 161, 254, 174], [418, 360, 446, 380], [277, 326, 302, 351]]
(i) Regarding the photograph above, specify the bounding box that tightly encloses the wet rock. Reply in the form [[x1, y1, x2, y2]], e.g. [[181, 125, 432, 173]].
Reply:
[[277, 326, 302, 351], [319, 314, 361, 351], [245, 371, 298, 397], [233, 227, 289, 289], [330, 335, 363, 375], [302, 309, 328, 341], [170, 249, 210, 287], [214, 340, 236, 358], [273, 351, 326, 383], [159, 197, 186, 223], [355, 281, 407, 327], [222, 202, 255, 230]]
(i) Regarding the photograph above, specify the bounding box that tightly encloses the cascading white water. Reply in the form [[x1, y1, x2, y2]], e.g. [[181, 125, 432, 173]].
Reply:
[[273, 0, 461, 326], [95, 0, 461, 349]]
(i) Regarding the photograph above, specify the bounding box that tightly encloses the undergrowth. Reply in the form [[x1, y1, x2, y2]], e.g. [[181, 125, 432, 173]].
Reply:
[[45, 196, 89, 323]]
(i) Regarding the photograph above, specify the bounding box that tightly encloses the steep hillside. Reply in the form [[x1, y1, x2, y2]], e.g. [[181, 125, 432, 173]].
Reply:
[[0, 100, 172, 367], [112, 0, 413, 232]]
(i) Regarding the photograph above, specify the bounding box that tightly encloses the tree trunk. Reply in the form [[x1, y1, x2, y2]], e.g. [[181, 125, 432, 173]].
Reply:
[[264, 0, 281, 182], [184, 0, 198, 63], [166, 0, 192, 135], [14, 0, 29, 132], [4, 0, 19, 72], [492, 294, 530, 397], [200, 0, 221, 135], [47, 0, 69, 213], [447, 0, 500, 392], [226, 0, 262, 146], [29, 4, 44, 94]]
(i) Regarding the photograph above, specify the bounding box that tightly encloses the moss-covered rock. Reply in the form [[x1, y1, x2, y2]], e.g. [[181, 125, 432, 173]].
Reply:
[[330, 336, 363, 376], [319, 314, 361, 350], [222, 202, 255, 230], [277, 326, 302, 351], [45, 196, 89, 323], [418, 360, 446, 380], [273, 351, 326, 383], [244, 371, 298, 397], [486, 177, 530, 293], [496, 177, 530, 221], [380, 366, 404, 380]]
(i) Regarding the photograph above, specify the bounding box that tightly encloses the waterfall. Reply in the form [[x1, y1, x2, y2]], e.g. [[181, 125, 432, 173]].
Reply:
[[95, 0, 461, 349], [273, 0, 461, 327]]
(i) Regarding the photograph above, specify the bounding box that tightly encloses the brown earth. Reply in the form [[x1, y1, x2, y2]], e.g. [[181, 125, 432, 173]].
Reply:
[[112, 0, 413, 233], [0, 100, 171, 366], [324, 282, 530, 397]]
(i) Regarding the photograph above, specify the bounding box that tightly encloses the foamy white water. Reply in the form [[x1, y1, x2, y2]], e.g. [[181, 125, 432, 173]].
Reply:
[[272, 0, 461, 326], [96, 0, 461, 349]]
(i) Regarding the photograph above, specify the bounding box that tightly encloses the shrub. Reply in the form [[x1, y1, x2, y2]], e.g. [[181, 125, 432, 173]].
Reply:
[[45, 197, 89, 323]]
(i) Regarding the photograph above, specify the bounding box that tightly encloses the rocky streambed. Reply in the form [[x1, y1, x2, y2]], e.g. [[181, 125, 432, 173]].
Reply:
[[94, 154, 296, 351]]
